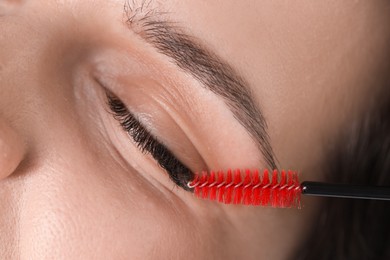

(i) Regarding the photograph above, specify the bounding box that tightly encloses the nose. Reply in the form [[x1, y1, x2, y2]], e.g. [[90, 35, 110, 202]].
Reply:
[[0, 118, 25, 180]]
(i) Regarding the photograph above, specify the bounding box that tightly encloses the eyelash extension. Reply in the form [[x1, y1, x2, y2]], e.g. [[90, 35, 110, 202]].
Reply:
[[106, 92, 193, 190]]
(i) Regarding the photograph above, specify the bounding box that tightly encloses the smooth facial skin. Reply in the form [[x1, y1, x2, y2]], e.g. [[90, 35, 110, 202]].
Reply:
[[1, 0, 389, 259]]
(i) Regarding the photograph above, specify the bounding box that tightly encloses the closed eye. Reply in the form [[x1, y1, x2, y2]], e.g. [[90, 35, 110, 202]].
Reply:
[[105, 90, 194, 190]]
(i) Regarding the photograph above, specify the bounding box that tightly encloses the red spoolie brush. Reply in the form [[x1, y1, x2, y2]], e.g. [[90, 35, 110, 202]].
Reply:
[[187, 169, 390, 208], [187, 169, 301, 208]]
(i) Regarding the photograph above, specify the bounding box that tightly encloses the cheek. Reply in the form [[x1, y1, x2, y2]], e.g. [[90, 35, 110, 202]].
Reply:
[[14, 148, 224, 259]]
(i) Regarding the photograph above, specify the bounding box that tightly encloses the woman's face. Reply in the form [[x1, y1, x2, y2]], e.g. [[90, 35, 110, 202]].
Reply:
[[1, 0, 389, 259]]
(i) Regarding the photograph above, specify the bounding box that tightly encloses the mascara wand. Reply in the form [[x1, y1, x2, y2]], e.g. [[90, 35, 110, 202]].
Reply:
[[188, 169, 390, 208]]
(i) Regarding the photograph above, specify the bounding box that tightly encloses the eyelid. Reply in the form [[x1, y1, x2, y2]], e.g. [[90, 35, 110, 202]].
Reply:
[[105, 90, 194, 190]]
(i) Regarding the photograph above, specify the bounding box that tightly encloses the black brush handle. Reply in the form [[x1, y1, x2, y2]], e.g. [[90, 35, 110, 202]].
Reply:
[[301, 181, 390, 201]]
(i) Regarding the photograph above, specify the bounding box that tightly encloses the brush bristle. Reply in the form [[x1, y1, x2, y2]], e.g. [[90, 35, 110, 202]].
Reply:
[[188, 169, 301, 208]]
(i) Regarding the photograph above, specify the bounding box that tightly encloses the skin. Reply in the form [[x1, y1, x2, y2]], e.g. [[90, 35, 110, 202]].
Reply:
[[1, 0, 389, 259]]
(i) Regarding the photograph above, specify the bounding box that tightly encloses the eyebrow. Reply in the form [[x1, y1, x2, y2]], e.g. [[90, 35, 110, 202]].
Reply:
[[123, 1, 277, 169]]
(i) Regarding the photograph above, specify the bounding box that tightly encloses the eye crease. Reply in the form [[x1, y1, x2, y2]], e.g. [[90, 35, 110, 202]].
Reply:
[[105, 91, 194, 191]]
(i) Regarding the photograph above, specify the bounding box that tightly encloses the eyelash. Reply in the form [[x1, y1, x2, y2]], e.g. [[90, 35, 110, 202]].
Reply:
[[105, 91, 193, 190]]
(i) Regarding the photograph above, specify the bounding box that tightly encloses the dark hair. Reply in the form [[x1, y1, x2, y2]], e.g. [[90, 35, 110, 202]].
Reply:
[[294, 93, 390, 259]]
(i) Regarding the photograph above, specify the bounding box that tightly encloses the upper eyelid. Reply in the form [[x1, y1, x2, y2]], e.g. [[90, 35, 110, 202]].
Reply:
[[122, 5, 277, 169], [105, 91, 194, 190]]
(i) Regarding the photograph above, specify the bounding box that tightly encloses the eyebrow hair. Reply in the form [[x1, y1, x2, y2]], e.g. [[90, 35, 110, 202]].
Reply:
[[123, 1, 278, 169]]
